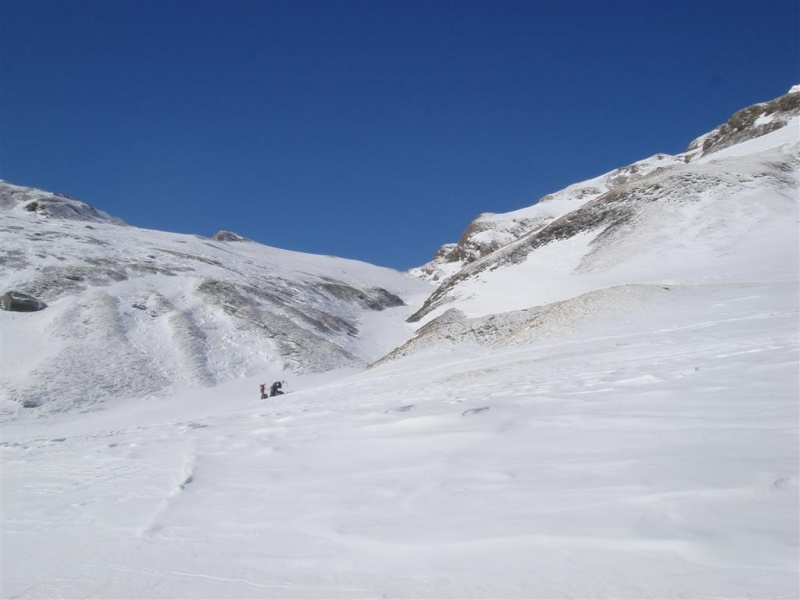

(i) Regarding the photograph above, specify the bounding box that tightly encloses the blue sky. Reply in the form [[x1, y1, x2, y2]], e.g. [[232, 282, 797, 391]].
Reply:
[[1, 0, 798, 270]]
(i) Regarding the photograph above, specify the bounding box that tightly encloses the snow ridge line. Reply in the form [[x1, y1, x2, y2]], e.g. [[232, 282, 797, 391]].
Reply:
[[140, 450, 198, 538]]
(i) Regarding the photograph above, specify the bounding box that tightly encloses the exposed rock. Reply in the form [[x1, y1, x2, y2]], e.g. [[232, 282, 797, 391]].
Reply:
[[0, 182, 125, 225], [407, 186, 638, 323], [212, 231, 249, 242], [407, 149, 796, 324], [686, 86, 800, 158], [319, 281, 405, 311], [410, 154, 681, 284], [408, 87, 800, 323], [1, 291, 46, 312]]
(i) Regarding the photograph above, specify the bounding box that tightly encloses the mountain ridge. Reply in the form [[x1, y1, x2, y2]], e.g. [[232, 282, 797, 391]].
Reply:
[[410, 86, 800, 287], [406, 86, 799, 330]]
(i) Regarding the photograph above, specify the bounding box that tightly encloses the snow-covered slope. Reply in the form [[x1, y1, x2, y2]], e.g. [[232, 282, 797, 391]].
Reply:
[[0, 181, 433, 416], [2, 274, 796, 599], [409, 152, 686, 283], [411, 87, 799, 289], [405, 87, 799, 337]]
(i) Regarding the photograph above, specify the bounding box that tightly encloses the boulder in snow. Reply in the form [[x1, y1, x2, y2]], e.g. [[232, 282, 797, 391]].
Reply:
[[1, 291, 46, 312]]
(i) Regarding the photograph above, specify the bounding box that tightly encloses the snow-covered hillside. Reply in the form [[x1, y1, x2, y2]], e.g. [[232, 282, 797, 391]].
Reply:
[[1, 87, 798, 599], [0, 182, 433, 416], [391, 92, 799, 364], [409, 152, 687, 283], [405, 88, 799, 340]]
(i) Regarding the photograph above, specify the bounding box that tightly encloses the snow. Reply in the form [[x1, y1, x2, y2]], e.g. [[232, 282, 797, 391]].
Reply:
[[0, 203, 434, 413], [2, 279, 797, 599], [473, 154, 682, 230], [413, 119, 799, 324], [755, 112, 776, 126]]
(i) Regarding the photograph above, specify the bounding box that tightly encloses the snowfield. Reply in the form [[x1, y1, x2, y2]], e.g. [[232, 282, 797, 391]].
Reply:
[[2, 279, 797, 598]]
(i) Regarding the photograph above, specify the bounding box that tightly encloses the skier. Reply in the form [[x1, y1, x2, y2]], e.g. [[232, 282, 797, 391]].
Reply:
[[259, 383, 268, 400]]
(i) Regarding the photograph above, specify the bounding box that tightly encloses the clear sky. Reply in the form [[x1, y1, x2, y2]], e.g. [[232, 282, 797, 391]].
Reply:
[[1, 0, 798, 270]]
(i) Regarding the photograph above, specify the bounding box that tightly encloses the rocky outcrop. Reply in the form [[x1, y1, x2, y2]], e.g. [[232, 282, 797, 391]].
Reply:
[[410, 154, 682, 284], [1, 291, 46, 312], [0, 181, 125, 225], [686, 86, 800, 158], [410, 215, 547, 283], [412, 86, 800, 288], [408, 87, 800, 324], [212, 231, 249, 242], [318, 281, 405, 311], [408, 151, 797, 324]]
